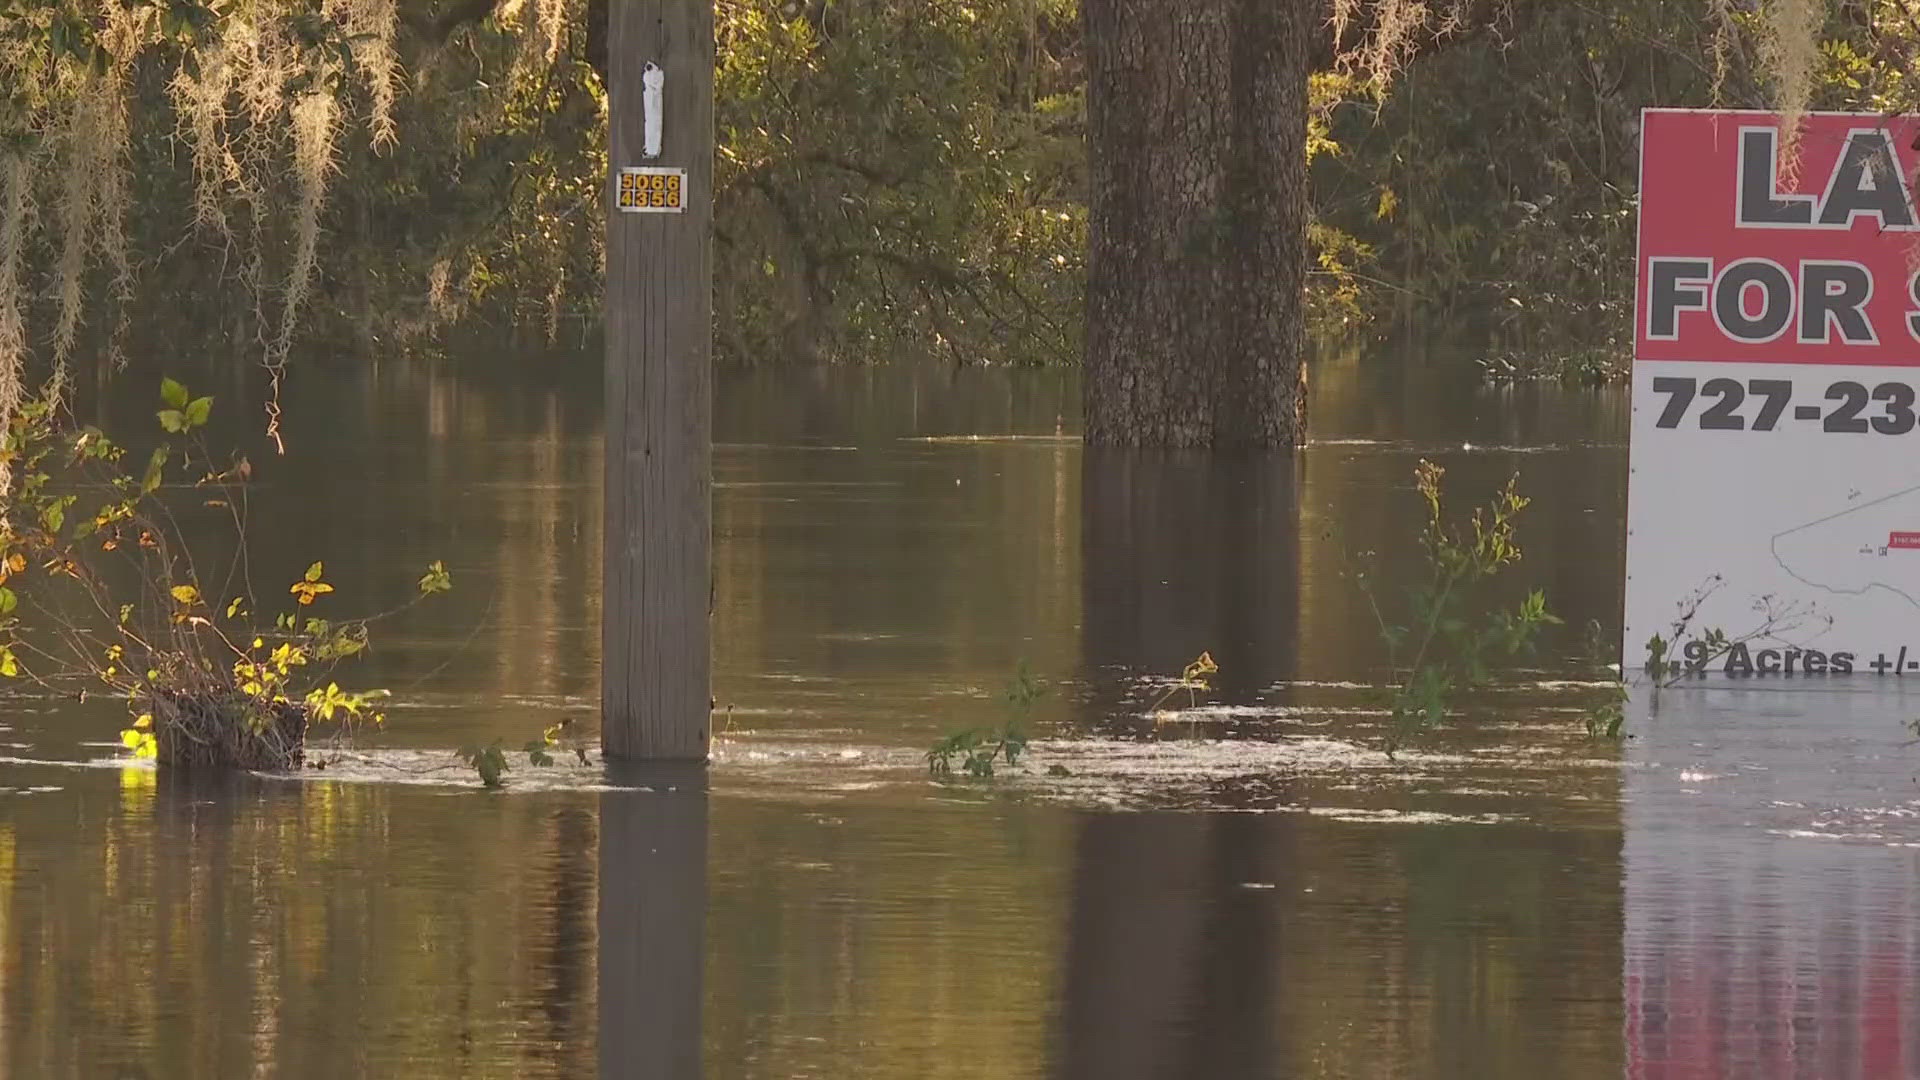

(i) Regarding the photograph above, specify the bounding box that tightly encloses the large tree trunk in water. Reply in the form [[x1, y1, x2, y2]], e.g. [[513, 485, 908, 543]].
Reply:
[[1083, 0, 1310, 447]]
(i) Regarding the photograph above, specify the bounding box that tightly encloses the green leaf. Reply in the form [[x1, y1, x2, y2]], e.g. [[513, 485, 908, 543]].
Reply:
[[157, 410, 185, 433], [142, 446, 169, 494], [417, 560, 452, 594], [0, 587, 14, 616], [458, 741, 508, 787], [185, 396, 213, 427], [304, 560, 324, 583], [160, 378, 188, 409]]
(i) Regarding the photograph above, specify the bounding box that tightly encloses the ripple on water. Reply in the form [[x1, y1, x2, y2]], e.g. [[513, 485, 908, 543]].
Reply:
[[712, 723, 1618, 825]]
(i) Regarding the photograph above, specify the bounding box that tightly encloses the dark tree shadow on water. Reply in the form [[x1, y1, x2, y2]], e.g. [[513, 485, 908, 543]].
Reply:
[[1051, 811, 1288, 1079], [1064, 451, 1302, 1075], [598, 762, 708, 1080], [522, 804, 598, 1074], [1080, 449, 1302, 736]]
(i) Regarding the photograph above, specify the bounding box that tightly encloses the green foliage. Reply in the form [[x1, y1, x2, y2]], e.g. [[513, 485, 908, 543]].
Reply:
[[21, 0, 1920, 380], [1585, 693, 1626, 740], [457, 741, 510, 788], [1645, 625, 1736, 687], [714, 0, 1085, 365], [1634, 575, 1821, 697], [1578, 619, 1626, 740], [0, 378, 448, 763], [927, 660, 1043, 779], [4, 0, 1097, 368], [417, 560, 452, 595], [1356, 461, 1560, 755], [1312, 3, 1726, 378], [458, 718, 585, 788], [1311, 2, 1920, 380]]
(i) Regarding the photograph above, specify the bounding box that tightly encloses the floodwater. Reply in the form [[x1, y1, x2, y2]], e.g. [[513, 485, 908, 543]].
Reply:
[[0, 347, 1914, 1077]]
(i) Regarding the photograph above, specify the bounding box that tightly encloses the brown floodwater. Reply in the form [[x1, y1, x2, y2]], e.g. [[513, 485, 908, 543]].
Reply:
[[0, 347, 1914, 1077]]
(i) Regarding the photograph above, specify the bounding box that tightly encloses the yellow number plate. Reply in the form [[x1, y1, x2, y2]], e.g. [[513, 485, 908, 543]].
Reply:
[[618, 167, 686, 214]]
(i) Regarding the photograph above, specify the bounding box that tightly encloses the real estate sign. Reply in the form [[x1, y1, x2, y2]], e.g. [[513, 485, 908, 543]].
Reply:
[[1627, 109, 1920, 675]]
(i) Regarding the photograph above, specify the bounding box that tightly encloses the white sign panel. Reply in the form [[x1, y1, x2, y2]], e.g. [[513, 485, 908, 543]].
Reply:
[[617, 167, 685, 214], [1626, 110, 1920, 676]]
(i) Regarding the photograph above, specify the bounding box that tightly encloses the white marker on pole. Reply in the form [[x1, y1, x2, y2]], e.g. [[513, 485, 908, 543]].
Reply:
[[642, 62, 664, 159]]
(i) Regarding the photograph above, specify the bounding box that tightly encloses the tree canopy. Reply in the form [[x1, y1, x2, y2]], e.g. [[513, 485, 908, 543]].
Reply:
[[0, 0, 1912, 416]]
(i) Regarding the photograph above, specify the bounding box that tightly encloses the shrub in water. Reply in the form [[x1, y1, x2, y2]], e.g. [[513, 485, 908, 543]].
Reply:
[[0, 380, 448, 772]]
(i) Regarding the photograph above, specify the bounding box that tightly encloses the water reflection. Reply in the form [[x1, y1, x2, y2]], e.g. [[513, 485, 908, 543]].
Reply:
[[1067, 447, 1619, 1078], [1081, 451, 1302, 721], [1054, 813, 1623, 1078], [1054, 813, 1280, 1078], [0, 353, 1913, 1078], [0, 765, 606, 1078], [600, 765, 708, 1079], [1626, 684, 1920, 1079]]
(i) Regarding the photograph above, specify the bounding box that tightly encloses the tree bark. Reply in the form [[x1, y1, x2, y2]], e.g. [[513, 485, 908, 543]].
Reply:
[[1082, 0, 1311, 448]]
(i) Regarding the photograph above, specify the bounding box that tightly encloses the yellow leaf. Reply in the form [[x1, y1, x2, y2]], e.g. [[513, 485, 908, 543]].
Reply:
[[291, 578, 333, 605], [1181, 651, 1218, 682], [133, 713, 152, 730], [170, 585, 199, 605]]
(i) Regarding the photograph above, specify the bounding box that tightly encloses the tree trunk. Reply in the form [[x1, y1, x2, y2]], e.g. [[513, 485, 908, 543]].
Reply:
[[1082, 0, 1311, 448]]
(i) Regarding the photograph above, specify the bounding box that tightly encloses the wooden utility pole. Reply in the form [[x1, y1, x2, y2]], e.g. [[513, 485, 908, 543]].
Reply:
[[603, 0, 714, 760]]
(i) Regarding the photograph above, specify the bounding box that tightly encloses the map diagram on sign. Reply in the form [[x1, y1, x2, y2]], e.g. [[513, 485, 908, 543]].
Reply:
[[1770, 483, 1920, 609]]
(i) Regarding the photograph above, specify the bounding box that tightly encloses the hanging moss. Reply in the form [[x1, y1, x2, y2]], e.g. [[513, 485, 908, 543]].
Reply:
[[1758, 0, 1822, 168], [0, 0, 576, 444]]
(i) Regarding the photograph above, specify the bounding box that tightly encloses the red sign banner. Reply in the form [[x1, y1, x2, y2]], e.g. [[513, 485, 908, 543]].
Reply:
[[1638, 109, 1920, 367]]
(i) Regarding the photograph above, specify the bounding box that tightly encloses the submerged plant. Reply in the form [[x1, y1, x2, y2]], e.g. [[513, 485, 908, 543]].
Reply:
[[1639, 574, 1824, 702], [0, 379, 447, 770], [458, 718, 588, 789], [1146, 651, 1219, 720], [1579, 619, 1627, 740], [1355, 461, 1560, 756], [927, 661, 1044, 779]]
